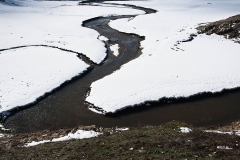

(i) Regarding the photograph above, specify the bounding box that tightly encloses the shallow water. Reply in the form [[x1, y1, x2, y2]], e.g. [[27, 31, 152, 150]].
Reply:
[[5, 87, 240, 133], [4, 3, 240, 133]]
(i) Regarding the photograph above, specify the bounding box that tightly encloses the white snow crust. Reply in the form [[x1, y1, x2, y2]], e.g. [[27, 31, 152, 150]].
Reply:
[[0, 0, 143, 114], [0, 0, 143, 64], [25, 140, 51, 147], [51, 130, 101, 142], [98, 35, 109, 42], [217, 146, 233, 150], [116, 127, 129, 131], [0, 46, 89, 114], [110, 44, 120, 56], [86, 0, 240, 114], [0, 124, 10, 131], [24, 129, 102, 147], [205, 130, 240, 136], [180, 127, 192, 133]]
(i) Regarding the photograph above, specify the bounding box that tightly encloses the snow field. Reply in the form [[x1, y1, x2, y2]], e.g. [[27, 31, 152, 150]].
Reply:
[[0, 46, 89, 114], [86, 0, 240, 114], [0, 0, 144, 64], [0, 0, 144, 114]]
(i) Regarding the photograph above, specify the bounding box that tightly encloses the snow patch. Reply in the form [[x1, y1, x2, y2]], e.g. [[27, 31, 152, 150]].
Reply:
[[205, 130, 240, 136], [52, 130, 101, 142], [25, 140, 51, 147], [116, 127, 129, 131], [86, 0, 240, 114], [217, 146, 233, 150], [180, 127, 192, 133], [0, 124, 10, 131], [98, 35, 109, 41], [0, 46, 89, 114], [88, 108, 104, 114], [0, 133, 4, 138], [24, 130, 101, 147], [110, 44, 120, 56]]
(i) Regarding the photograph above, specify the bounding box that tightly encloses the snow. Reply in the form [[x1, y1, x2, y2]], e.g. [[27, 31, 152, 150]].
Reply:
[[205, 130, 240, 136], [24, 127, 130, 147], [180, 127, 192, 133], [110, 44, 120, 56], [0, 124, 10, 131], [116, 127, 129, 131], [98, 35, 109, 42], [0, 133, 4, 138], [25, 140, 51, 147], [86, 0, 240, 114], [0, 0, 144, 114], [0, 46, 89, 114], [51, 130, 101, 142], [129, 147, 134, 151], [24, 129, 102, 147], [217, 146, 233, 150], [0, 0, 143, 64]]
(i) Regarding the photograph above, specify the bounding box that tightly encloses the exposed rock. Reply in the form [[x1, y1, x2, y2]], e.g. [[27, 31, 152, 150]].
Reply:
[[197, 14, 240, 43]]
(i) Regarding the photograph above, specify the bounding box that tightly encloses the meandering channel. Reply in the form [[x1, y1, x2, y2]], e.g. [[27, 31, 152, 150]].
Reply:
[[3, 2, 240, 133]]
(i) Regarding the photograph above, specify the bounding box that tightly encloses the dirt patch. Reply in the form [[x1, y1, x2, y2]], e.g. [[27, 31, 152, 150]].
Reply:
[[197, 14, 240, 43]]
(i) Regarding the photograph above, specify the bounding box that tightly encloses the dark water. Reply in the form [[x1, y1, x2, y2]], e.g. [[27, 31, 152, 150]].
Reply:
[[4, 3, 240, 133]]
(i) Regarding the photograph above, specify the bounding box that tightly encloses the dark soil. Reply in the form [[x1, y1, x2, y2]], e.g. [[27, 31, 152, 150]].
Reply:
[[197, 14, 240, 43], [1, 121, 240, 159]]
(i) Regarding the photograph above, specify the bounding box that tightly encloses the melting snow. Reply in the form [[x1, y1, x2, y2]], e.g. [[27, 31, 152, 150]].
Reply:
[[24, 130, 102, 147], [86, 0, 240, 114], [110, 44, 120, 56], [217, 146, 233, 150], [0, 133, 4, 138], [180, 127, 192, 133], [116, 127, 129, 131], [0, 0, 143, 115], [0, 46, 89, 114], [205, 130, 240, 136]]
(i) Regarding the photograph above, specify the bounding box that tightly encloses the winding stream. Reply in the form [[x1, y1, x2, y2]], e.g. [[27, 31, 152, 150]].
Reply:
[[4, 2, 240, 133]]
